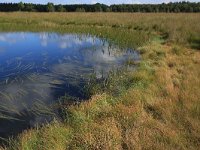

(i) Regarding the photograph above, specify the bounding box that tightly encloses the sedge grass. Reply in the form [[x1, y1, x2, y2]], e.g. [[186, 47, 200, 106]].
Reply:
[[0, 12, 199, 150]]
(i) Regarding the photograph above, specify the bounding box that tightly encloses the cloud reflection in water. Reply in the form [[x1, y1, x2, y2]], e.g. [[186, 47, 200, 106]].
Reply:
[[0, 32, 139, 139]]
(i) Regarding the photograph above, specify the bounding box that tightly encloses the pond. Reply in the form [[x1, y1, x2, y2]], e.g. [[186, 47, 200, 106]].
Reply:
[[0, 32, 139, 141]]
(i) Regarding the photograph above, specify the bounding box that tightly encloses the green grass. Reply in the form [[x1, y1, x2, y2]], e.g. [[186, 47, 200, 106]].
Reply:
[[0, 12, 200, 150]]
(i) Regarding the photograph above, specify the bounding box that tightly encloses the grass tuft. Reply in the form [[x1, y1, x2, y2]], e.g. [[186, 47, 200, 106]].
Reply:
[[0, 13, 199, 150]]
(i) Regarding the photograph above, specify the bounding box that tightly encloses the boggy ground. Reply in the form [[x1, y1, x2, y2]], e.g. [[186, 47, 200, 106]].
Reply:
[[0, 13, 200, 150]]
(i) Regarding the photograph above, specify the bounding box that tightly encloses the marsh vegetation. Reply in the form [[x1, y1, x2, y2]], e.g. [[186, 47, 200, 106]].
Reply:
[[0, 32, 139, 141], [0, 13, 199, 149]]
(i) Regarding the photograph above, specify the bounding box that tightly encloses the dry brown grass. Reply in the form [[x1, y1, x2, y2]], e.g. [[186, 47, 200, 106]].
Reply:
[[0, 12, 200, 45], [0, 13, 199, 150], [13, 42, 198, 149]]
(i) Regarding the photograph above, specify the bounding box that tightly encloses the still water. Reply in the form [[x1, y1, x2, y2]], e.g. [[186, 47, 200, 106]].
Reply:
[[0, 32, 139, 140]]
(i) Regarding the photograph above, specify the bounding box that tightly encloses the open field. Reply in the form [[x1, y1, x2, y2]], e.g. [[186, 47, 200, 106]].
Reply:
[[0, 13, 200, 149], [0, 13, 200, 48]]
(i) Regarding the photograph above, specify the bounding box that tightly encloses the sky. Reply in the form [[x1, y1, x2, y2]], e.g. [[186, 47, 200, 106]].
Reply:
[[1, 0, 200, 5]]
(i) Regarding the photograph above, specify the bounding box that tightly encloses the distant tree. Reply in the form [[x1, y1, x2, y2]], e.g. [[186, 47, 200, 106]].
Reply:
[[146, 5, 153, 12], [46, 3, 54, 12], [137, 7, 141, 12], [24, 3, 34, 11], [111, 5, 117, 12], [123, 5, 128, 12], [94, 3, 103, 12], [18, 2, 24, 11], [189, 7, 193, 12], [0, 1, 200, 13], [155, 7, 159, 13], [174, 7, 180, 13], [128, 5, 134, 12], [105, 7, 111, 12], [57, 4, 66, 12], [75, 8, 85, 12]]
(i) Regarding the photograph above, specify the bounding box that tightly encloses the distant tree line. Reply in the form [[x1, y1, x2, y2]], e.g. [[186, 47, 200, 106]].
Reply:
[[0, 1, 200, 12]]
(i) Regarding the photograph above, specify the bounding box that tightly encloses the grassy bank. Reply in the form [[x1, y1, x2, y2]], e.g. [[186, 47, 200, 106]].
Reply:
[[0, 13, 200, 48], [0, 13, 200, 149]]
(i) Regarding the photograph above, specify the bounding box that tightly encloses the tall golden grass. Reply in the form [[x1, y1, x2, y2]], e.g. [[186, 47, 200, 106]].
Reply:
[[0, 13, 199, 150], [0, 12, 199, 44]]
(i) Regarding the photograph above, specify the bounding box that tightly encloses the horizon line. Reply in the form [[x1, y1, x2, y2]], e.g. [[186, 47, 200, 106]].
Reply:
[[0, 1, 199, 6]]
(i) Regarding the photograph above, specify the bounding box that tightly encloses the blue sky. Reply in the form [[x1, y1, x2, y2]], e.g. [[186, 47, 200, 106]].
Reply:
[[1, 0, 200, 5]]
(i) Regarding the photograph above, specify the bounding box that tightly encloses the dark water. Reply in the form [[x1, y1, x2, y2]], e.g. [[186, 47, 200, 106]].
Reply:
[[0, 32, 139, 141]]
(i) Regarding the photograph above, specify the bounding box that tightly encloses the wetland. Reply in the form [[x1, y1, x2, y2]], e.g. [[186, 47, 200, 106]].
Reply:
[[0, 32, 139, 140]]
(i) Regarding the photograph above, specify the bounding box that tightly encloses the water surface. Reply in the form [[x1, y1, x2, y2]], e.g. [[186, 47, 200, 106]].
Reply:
[[0, 32, 139, 140]]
